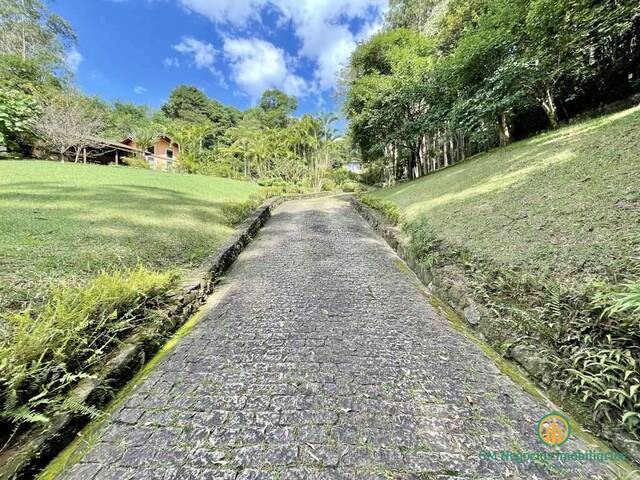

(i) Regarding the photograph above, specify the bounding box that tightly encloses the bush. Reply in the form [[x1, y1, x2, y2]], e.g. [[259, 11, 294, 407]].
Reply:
[[357, 194, 403, 225], [257, 178, 287, 187], [322, 179, 337, 191], [0, 266, 177, 429], [341, 181, 363, 193], [221, 200, 258, 226], [360, 161, 385, 185], [562, 280, 640, 435], [203, 162, 243, 179], [122, 156, 150, 169], [327, 168, 359, 185]]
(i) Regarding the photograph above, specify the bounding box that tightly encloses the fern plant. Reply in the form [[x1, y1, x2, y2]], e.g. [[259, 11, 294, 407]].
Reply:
[[0, 266, 177, 433]]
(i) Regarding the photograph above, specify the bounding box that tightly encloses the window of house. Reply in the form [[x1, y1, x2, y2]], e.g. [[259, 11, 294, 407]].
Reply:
[[166, 149, 174, 159], [147, 146, 155, 155]]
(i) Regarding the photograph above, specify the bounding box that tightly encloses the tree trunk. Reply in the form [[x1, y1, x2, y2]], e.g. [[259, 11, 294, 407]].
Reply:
[[408, 147, 416, 180], [541, 87, 559, 129], [423, 135, 430, 174], [498, 113, 512, 146], [458, 132, 466, 161], [20, 0, 27, 61], [443, 132, 449, 168], [449, 136, 454, 164], [431, 136, 437, 172]]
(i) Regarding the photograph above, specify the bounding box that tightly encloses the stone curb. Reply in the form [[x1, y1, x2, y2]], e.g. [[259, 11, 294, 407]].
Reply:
[[347, 195, 640, 465], [0, 195, 293, 480]]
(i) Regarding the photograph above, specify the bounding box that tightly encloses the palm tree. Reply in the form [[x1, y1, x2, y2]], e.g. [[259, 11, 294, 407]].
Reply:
[[129, 125, 158, 160]]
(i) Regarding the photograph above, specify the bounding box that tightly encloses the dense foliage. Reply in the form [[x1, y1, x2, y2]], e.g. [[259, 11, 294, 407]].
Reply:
[[344, 0, 640, 182]]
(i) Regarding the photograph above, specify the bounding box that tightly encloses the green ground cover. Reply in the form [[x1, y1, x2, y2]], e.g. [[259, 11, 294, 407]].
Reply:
[[0, 161, 259, 314], [375, 106, 640, 285]]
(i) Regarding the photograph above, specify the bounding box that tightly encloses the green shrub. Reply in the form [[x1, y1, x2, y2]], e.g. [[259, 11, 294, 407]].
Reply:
[[203, 162, 243, 179], [322, 179, 337, 191], [221, 200, 258, 226], [252, 187, 286, 203], [122, 156, 150, 169], [327, 168, 359, 185], [360, 161, 385, 185], [403, 215, 640, 438], [358, 194, 403, 225], [341, 181, 362, 193], [257, 178, 287, 187], [404, 216, 448, 268], [0, 266, 177, 429], [562, 280, 640, 434]]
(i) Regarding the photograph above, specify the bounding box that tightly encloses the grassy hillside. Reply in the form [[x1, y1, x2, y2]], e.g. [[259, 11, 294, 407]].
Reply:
[[0, 161, 259, 313], [375, 106, 640, 284]]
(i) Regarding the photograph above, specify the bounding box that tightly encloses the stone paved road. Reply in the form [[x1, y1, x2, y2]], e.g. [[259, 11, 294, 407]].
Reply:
[[61, 197, 619, 480]]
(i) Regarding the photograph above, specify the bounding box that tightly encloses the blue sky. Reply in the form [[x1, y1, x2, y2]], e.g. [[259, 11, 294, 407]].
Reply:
[[53, 0, 387, 116]]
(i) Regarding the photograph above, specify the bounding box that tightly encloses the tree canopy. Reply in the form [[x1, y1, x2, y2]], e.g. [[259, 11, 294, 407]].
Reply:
[[344, 0, 640, 183]]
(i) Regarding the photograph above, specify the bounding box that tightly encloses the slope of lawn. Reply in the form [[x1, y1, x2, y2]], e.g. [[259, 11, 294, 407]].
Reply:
[[375, 106, 640, 285], [0, 161, 259, 313]]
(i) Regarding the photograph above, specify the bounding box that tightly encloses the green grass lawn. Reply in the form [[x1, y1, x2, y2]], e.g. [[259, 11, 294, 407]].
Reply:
[[0, 161, 259, 314], [375, 106, 640, 284]]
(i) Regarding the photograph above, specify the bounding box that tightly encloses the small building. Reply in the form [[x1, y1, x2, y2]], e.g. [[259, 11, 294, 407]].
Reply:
[[345, 161, 362, 174], [122, 136, 180, 170], [82, 135, 180, 170]]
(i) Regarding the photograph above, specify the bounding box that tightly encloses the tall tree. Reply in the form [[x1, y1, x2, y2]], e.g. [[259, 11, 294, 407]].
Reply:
[[258, 89, 298, 128], [0, 0, 75, 68], [161, 85, 239, 145], [161, 85, 212, 124]]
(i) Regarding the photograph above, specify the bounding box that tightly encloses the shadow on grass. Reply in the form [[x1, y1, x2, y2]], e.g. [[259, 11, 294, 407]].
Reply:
[[0, 182, 238, 313]]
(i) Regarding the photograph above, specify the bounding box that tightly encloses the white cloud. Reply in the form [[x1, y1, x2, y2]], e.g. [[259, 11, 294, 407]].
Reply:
[[163, 57, 180, 68], [173, 37, 217, 70], [274, 0, 386, 90], [177, 0, 386, 92], [223, 37, 307, 98], [66, 46, 83, 72], [179, 0, 267, 26], [134, 86, 147, 94]]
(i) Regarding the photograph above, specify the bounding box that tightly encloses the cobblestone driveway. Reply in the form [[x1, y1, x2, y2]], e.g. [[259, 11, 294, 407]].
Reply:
[[61, 197, 619, 480]]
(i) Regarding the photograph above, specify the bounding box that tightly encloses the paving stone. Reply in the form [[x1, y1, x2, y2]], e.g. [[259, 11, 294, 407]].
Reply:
[[63, 462, 101, 480], [57, 198, 617, 479]]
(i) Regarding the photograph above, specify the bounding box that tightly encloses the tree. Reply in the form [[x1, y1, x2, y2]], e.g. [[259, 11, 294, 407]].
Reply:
[[130, 124, 160, 158], [106, 101, 152, 140], [161, 85, 212, 124], [258, 89, 298, 128], [166, 121, 212, 173], [345, 0, 640, 183], [161, 85, 239, 145], [221, 117, 262, 177], [0, 86, 39, 148], [387, 0, 449, 34], [0, 53, 61, 95], [345, 29, 436, 180], [34, 91, 104, 162], [0, 0, 75, 69]]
